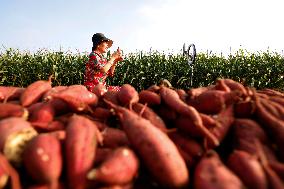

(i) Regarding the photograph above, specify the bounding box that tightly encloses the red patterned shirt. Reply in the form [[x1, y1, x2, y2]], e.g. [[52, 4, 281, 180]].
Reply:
[[84, 51, 120, 92]]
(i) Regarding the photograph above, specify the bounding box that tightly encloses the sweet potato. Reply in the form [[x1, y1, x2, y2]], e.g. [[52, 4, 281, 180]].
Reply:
[[65, 114, 98, 189], [91, 107, 113, 121], [146, 84, 160, 92], [257, 88, 284, 98], [200, 113, 218, 129], [160, 86, 219, 146], [31, 120, 65, 133], [105, 100, 189, 188], [48, 98, 70, 116], [92, 84, 107, 99], [27, 183, 65, 189], [94, 148, 114, 166], [187, 90, 237, 114], [20, 76, 52, 107], [131, 103, 167, 131], [214, 79, 231, 92], [232, 119, 271, 155], [234, 97, 255, 118], [91, 120, 108, 131], [94, 183, 133, 189], [270, 96, 284, 106], [156, 104, 177, 122], [54, 113, 73, 125], [168, 131, 204, 166], [175, 115, 206, 138], [194, 151, 244, 189], [174, 145, 194, 167], [254, 92, 284, 159], [0, 86, 25, 102], [268, 100, 284, 121], [101, 127, 129, 148], [117, 84, 139, 107], [0, 117, 38, 166], [269, 161, 284, 181], [103, 90, 120, 106], [187, 86, 211, 98], [260, 98, 284, 121], [222, 78, 248, 97], [265, 167, 284, 189], [23, 134, 62, 189], [168, 132, 204, 158], [28, 101, 55, 123], [138, 90, 161, 106], [51, 85, 98, 112], [175, 113, 219, 138], [227, 150, 267, 189], [0, 103, 28, 119], [0, 156, 9, 188], [233, 119, 268, 143], [87, 147, 139, 185], [255, 140, 284, 189], [48, 130, 66, 141], [206, 105, 235, 149], [42, 86, 68, 101], [0, 153, 22, 189], [176, 89, 188, 102]]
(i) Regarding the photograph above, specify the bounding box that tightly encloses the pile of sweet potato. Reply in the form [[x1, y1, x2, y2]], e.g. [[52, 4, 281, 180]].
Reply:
[[0, 77, 283, 189]]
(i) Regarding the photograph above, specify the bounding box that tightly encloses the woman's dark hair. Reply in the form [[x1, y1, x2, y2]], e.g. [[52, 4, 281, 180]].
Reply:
[[92, 42, 100, 51]]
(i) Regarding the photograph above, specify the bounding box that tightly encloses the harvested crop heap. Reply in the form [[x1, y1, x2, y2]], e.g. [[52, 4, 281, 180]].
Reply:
[[0, 78, 283, 189]]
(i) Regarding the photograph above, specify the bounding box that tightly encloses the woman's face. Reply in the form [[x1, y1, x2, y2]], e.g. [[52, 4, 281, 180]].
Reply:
[[96, 41, 109, 54]]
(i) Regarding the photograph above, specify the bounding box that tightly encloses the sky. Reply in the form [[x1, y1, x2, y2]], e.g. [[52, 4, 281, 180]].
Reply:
[[1, 0, 284, 55]]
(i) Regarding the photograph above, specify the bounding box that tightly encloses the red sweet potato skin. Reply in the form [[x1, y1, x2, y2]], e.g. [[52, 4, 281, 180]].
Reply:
[[160, 86, 219, 146], [107, 102, 189, 188], [138, 90, 161, 106], [65, 114, 97, 189], [227, 150, 268, 189], [0, 86, 25, 102], [23, 134, 62, 188], [91, 107, 112, 121], [194, 151, 244, 189], [0, 117, 33, 151], [0, 153, 22, 189], [187, 90, 229, 114], [131, 103, 167, 131], [0, 160, 9, 188], [28, 101, 55, 123], [87, 147, 139, 185], [0, 103, 28, 119], [254, 92, 284, 159], [207, 105, 235, 149], [222, 79, 248, 96], [50, 85, 98, 112], [232, 118, 270, 155], [169, 131, 204, 167], [117, 84, 139, 106], [101, 127, 129, 148], [103, 90, 120, 106], [42, 86, 68, 101], [234, 98, 255, 118], [94, 148, 113, 166], [21, 78, 52, 107]]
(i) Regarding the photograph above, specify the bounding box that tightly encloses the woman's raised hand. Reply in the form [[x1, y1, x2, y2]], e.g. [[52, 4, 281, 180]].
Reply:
[[111, 47, 123, 62]]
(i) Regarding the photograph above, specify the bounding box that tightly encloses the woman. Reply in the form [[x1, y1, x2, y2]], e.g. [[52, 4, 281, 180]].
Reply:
[[84, 33, 123, 92]]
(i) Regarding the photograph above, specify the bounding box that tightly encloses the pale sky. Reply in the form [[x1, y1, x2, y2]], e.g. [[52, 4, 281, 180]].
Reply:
[[1, 0, 284, 55]]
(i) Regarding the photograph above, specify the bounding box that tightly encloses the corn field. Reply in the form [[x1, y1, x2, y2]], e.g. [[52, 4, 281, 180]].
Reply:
[[0, 48, 283, 91]]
